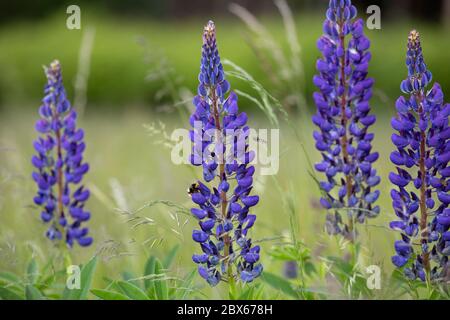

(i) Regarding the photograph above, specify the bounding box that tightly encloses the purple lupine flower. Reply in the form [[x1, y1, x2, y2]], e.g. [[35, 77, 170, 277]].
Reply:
[[390, 30, 449, 283], [188, 21, 262, 286], [312, 0, 380, 239], [32, 60, 92, 247]]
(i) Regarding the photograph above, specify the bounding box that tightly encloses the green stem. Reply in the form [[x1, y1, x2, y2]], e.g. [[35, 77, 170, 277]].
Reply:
[[63, 247, 73, 269], [415, 91, 432, 289], [210, 84, 235, 295], [228, 271, 237, 300], [349, 241, 358, 268], [337, 16, 355, 241]]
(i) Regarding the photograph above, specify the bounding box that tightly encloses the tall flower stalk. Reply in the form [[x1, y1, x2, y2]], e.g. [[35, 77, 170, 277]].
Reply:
[[390, 30, 449, 285], [32, 60, 92, 248], [188, 21, 262, 288], [312, 0, 380, 241]]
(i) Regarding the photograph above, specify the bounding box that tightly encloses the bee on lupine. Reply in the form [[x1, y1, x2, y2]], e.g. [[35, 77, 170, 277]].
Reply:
[[188, 21, 262, 286]]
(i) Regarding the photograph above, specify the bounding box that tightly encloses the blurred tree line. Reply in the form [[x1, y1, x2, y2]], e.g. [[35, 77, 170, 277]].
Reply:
[[1, 0, 448, 25]]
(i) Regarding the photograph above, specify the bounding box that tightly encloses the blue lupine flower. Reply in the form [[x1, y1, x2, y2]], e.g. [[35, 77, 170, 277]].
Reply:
[[32, 60, 92, 247], [390, 30, 449, 283], [312, 0, 380, 239], [189, 21, 262, 286]]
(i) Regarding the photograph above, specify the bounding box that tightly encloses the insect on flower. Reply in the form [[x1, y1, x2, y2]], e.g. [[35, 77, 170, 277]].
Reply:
[[312, 0, 380, 240], [188, 21, 263, 286], [32, 60, 92, 247], [390, 30, 449, 283]]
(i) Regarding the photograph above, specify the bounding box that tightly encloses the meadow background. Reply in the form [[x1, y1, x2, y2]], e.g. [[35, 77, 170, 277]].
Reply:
[[0, 0, 449, 299]]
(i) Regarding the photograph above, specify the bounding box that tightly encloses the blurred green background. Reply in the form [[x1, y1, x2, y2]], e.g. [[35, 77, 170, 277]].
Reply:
[[0, 0, 449, 299], [0, 0, 449, 111]]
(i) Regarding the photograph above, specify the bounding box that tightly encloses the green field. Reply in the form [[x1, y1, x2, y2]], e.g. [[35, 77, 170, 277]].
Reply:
[[0, 10, 449, 109], [0, 109, 418, 299]]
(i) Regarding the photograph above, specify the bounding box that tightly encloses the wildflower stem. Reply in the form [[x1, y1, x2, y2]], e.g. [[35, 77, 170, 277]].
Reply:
[[228, 272, 237, 299], [416, 92, 431, 280], [211, 86, 233, 284], [56, 129, 64, 219], [54, 104, 67, 244], [338, 17, 354, 240]]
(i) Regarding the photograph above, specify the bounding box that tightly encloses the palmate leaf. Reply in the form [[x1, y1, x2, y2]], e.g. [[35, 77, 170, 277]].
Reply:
[[115, 281, 149, 300], [62, 256, 98, 300], [261, 272, 299, 299], [25, 285, 44, 300], [0, 287, 24, 300]]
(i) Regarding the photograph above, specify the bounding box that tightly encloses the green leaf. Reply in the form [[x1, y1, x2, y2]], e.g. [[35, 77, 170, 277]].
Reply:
[[36, 269, 66, 292], [143, 256, 156, 292], [154, 258, 168, 300], [0, 274, 25, 296], [261, 272, 299, 299], [237, 286, 253, 300], [0, 287, 24, 300], [304, 262, 316, 276], [253, 283, 266, 300], [25, 285, 44, 300], [163, 245, 180, 269], [428, 288, 442, 300], [91, 289, 130, 300], [228, 279, 238, 300], [121, 271, 141, 287], [0, 272, 24, 296], [0, 271, 22, 285], [238, 283, 266, 300], [62, 256, 98, 300], [116, 281, 149, 300], [26, 259, 39, 284]]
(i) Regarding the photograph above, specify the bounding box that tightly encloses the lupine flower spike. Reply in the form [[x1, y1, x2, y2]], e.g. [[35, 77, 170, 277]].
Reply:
[[312, 0, 380, 239], [32, 60, 92, 247], [188, 21, 262, 286], [390, 30, 449, 283]]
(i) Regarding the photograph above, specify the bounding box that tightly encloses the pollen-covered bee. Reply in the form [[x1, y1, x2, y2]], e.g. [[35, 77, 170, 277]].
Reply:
[[187, 182, 201, 195]]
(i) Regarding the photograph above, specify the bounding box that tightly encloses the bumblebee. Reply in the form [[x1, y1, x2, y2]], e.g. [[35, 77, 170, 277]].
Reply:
[[187, 182, 201, 195]]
